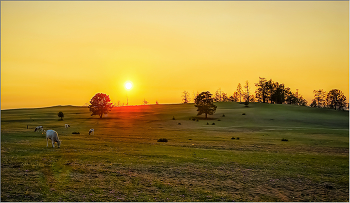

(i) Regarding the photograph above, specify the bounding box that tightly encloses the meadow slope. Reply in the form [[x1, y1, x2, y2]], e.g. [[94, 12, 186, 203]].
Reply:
[[1, 102, 349, 202]]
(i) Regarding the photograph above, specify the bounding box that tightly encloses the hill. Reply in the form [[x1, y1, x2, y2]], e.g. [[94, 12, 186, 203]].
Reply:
[[1, 102, 349, 201]]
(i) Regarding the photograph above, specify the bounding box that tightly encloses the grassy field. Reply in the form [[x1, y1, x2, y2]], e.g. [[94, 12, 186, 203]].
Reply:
[[1, 102, 349, 202]]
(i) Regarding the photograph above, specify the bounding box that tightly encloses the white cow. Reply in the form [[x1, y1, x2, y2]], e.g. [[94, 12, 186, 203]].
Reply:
[[45, 130, 61, 148], [89, 129, 94, 135], [65, 124, 70, 128], [34, 126, 43, 132]]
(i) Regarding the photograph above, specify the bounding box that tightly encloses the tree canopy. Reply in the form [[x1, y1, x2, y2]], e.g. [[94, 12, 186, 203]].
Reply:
[[58, 111, 64, 120], [194, 91, 217, 119], [326, 89, 347, 110], [88, 93, 114, 118]]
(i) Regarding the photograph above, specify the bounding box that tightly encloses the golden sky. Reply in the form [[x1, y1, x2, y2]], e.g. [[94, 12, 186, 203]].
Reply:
[[1, 1, 349, 109]]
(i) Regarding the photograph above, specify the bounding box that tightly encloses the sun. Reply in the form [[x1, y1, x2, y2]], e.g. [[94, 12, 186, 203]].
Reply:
[[125, 82, 133, 90]]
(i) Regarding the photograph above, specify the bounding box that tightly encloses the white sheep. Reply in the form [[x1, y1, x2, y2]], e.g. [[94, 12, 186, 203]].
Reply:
[[65, 124, 70, 128], [34, 126, 43, 132], [45, 130, 61, 148], [89, 128, 94, 135]]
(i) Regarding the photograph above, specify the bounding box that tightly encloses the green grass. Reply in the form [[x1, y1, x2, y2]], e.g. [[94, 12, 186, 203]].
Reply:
[[1, 103, 349, 202]]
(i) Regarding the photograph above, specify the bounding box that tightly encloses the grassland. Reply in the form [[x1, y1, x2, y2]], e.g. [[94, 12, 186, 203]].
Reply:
[[1, 102, 349, 202]]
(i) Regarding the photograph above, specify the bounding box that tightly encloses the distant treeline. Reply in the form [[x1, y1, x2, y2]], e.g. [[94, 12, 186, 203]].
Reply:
[[182, 77, 348, 110]]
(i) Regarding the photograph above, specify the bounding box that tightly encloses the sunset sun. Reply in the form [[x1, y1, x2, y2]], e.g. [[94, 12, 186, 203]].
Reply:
[[125, 82, 133, 90]]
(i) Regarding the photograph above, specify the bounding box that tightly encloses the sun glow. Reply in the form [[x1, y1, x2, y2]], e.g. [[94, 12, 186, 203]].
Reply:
[[125, 82, 133, 90]]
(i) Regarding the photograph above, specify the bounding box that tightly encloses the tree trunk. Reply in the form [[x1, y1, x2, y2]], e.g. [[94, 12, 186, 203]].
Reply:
[[205, 113, 207, 119], [100, 114, 103, 118]]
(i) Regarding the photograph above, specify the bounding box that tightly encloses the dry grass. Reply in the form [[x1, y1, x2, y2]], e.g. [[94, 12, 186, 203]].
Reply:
[[1, 103, 349, 201]]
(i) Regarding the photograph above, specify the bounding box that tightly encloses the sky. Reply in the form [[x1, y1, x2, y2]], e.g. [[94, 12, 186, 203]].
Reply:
[[1, 1, 349, 109]]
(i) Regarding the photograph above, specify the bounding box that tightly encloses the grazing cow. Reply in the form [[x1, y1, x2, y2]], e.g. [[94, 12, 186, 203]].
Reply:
[[65, 124, 70, 128], [45, 130, 61, 148], [89, 129, 94, 135], [34, 126, 43, 132]]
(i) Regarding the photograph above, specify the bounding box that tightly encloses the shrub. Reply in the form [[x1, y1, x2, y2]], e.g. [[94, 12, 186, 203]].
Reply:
[[242, 113, 246, 115], [207, 122, 209, 125], [237, 137, 240, 140], [72, 132, 80, 134], [212, 123, 215, 125], [281, 138, 288, 141], [172, 116, 175, 120], [178, 123, 181, 125], [157, 138, 168, 142], [231, 137, 235, 140], [222, 114, 225, 117], [217, 119, 221, 121]]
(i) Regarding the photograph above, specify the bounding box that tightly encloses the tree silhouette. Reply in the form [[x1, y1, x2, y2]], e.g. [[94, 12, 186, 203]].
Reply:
[[182, 91, 190, 104], [255, 77, 268, 103], [221, 92, 229, 102], [326, 89, 347, 110], [88, 93, 114, 118], [194, 91, 217, 119], [231, 92, 239, 102], [58, 112, 64, 120], [312, 89, 326, 108], [214, 89, 222, 102], [244, 81, 250, 102], [236, 83, 243, 103], [143, 98, 148, 105]]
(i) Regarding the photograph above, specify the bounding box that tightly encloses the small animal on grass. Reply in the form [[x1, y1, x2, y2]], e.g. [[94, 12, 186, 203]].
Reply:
[[34, 126, 43, 132], [45, 130, 61, 148], [65, 124, 70, 128], [89, 128, 94, 135]]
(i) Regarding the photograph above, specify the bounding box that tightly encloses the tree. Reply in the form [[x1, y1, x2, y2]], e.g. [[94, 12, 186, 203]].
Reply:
[[285, 87, 298, 105], [244, 80, 250, 102], [255, 77, 268, 103], [271, 82, 286, 104], [88, 93, 114, 118], [249, 94, 256, 102], [194, 91, 217, 119], [182, 91, 190, 104], [221, 92, 229, 102], [312, 89, 326, 108], [310, 99, 317, 108], [214, 89, 222, 102], [326, 89, 347, 110], [265, 79, 275, 104], [236, 83, 243, 103], [297, 95, 308, 106], [58, 112, 64, 120], [231, 92, 239, 102]]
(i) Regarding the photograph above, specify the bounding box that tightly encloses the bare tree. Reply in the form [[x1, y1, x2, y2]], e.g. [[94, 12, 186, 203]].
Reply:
[[237, 83, 243, 103], [182, 91, 190, 104], [244, 80, 250, 102]]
